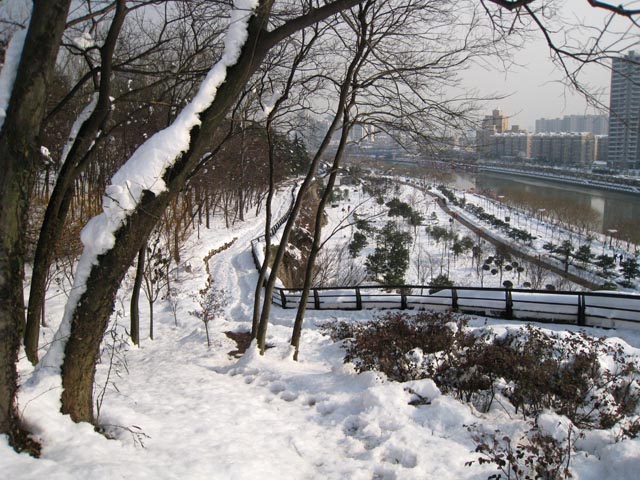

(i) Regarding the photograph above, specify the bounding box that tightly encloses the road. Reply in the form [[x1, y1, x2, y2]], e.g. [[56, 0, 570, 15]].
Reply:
[[429, 194, 602, 290]]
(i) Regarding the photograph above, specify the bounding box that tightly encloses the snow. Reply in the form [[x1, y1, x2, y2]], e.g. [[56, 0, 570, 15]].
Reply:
[[0, 26, 28, 131], [71, 32, 95, 50], [60, 93, 99, 163], [4, 182, 640, 479]]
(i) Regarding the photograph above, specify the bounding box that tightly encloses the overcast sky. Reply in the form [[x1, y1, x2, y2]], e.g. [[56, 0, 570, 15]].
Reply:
[[466, 0, 638, 131]]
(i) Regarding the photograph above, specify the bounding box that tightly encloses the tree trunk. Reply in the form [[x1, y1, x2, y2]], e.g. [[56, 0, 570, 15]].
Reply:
[[61, 191, 173, 423], [292, 119, 351, 359], [251, 125, 275, 337], [0, 0, 72, 448], [130, 245, 145, 346], [255, 118, 341, 352], [24, 0, 128, 364], [148, 294, 154, 341]]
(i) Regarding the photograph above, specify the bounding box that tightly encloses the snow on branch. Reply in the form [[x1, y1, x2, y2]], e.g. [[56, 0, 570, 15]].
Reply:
[[39, 0, 259, 373]]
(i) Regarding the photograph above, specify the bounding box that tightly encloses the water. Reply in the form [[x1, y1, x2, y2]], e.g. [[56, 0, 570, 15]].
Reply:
[[447, 170, 640, 245]]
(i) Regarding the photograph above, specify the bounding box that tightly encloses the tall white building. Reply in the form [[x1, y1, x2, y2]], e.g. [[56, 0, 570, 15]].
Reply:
[[535, 114, 608, 135], [608, 51, 640, 171]]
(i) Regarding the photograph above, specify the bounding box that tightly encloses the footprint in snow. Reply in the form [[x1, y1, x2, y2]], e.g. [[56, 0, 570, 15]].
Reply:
[[373, 466, 397, 480], [382, 446, 418, 469], [269, 381, 287, 394], [280, 390, 298, 402]]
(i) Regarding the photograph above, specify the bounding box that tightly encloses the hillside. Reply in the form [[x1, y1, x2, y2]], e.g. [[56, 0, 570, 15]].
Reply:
[[2, 185, 639, 479]]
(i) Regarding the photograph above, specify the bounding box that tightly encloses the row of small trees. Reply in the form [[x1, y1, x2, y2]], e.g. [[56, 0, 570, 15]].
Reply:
[[543, 240, 640, 287]]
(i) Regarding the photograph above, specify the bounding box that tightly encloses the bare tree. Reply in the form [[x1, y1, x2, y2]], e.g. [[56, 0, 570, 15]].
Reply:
[[54, 0, 363, 424], [288, 0, 499, 359], [190, 277, 227, 348], [0, 0, 72, 452], [24, 0, 228, 363]]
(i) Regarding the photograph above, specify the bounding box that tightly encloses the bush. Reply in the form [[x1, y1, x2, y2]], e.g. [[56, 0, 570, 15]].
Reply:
[[428, 273, 454, 294], [325, 311, 467, 382], [328, 316, 640, 431], [467, 424, 574, 480]]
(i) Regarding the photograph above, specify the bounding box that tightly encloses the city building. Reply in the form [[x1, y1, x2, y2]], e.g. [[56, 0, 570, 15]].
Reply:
[[535, 114, 608, 135], [607, 50, 640, 171], [596, 135, 608, 164], [489, 126, 531, 159], [476, 109, 509, 156], [530, 132, 596, 166]]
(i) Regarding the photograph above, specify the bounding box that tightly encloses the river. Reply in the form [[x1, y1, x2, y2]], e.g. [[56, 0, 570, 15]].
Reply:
[[445, 170, 640, 245]]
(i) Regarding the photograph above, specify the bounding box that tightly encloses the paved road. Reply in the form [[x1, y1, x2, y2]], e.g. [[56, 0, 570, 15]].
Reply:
[[430, 195, 601, 290]]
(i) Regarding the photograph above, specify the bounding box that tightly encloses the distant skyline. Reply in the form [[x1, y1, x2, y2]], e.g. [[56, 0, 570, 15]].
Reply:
[[465, 0, 636, 132]]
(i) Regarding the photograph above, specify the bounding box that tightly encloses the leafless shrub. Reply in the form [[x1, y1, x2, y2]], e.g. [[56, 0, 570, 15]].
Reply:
[[327, 315, 640, 431]]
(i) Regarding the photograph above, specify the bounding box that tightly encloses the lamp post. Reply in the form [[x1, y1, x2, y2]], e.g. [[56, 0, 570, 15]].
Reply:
[[536, 208, 546, 234], [497, 195, 505, 219]]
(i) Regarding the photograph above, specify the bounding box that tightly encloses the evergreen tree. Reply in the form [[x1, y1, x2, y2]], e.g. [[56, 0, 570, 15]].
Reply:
[[348, 231, 368, 258], [596, 254, 616, 278], [365, 222, 411, 284], [620, 257, 640, 287], [574, 244, 594, 267]]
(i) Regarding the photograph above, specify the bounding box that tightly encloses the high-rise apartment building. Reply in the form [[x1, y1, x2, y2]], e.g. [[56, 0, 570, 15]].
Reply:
[[535, 114, 608, 135], [530, 132, 595, 166], [476, 109, 509, 156], [595, 135, 608, 164], [607, 51, 640, 171], [489, 126, 530, 159]]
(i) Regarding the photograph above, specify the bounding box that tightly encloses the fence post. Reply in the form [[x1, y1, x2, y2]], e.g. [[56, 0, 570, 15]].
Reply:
[[451, 287, 458, 311], [279, 289, 287, 309], [400, 289, 407, 310], [577, 293, 586, 326], [505, 289, 513, 319], [314, 289, 320, 310], [356, 287, 362, 310]]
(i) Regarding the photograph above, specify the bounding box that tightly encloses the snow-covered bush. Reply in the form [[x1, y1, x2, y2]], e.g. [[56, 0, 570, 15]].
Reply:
[[328, 315, 640, 432], [466, 423, 575, 480]]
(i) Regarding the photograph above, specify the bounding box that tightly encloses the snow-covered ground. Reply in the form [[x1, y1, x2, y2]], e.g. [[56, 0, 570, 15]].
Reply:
[[439, 185, 638, 290], [3, 184, 639, 479], [319, 180, 584, 290]]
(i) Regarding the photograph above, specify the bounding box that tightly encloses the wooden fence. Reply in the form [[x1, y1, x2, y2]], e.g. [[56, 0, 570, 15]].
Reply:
[[270, 285, 640, 330]]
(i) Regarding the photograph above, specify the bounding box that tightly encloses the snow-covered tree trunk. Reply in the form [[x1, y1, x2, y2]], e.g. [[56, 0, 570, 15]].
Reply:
[[55, 0, 268, 424], [24, 0, 128, 364], [53, 0, 362, 424], [0, 0, 72, 449]]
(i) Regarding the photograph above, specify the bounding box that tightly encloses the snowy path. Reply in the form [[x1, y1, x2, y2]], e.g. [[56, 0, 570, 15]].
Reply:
[[7, 187, 494, 479]]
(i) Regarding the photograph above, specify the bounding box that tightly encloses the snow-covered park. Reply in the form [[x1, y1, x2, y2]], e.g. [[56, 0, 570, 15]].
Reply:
[[3, 184, 639, 479], [2, 1, 639, 478]]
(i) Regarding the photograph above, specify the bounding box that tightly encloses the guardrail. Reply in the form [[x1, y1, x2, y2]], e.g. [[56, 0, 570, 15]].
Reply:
[[270, 285, 640, 330]]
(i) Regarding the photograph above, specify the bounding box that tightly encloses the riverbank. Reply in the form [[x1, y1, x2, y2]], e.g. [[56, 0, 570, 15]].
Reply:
[[478, 164, 640, 195]]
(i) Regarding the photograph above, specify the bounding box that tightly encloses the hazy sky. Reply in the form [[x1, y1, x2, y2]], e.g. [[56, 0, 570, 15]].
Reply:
[[467, 0, 638, 131]]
